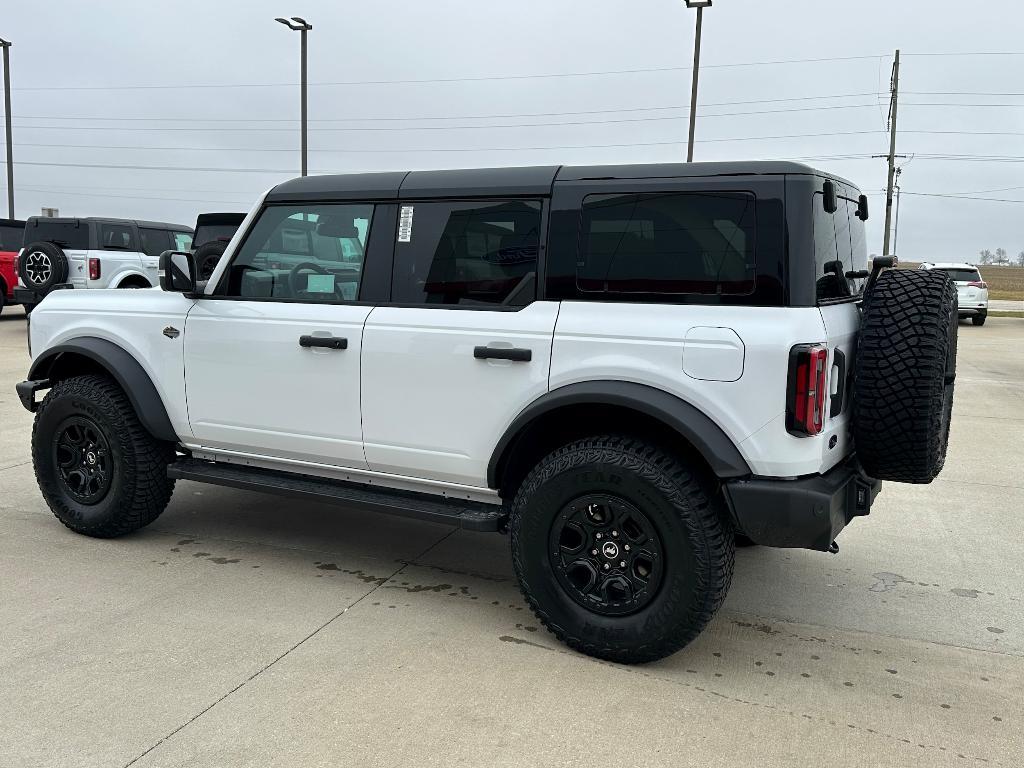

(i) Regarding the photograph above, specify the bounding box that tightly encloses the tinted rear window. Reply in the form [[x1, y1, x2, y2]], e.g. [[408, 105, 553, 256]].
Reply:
[[578, 192, 756, 295], [938, 268, 981, 282], [25, 220, 89, 250], [193, 224, 240, 247], [0, 223, 23, 251], [812, 190, 868, 303]]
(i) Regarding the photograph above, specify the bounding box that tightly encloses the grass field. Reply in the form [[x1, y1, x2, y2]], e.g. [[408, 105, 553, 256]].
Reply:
[[899, 262, 1024, 300]]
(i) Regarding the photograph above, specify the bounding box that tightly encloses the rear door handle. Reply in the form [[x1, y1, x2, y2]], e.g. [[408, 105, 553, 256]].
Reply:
[[474, 346, 531, 362], [299, 335, 348, 350]]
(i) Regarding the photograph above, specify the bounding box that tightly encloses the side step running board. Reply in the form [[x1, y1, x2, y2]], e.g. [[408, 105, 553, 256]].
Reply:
[[167, 458, 507, 532]]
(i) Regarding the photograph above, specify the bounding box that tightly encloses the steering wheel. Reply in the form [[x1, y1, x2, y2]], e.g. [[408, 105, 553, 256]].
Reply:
[[287, 261, 341, 298]]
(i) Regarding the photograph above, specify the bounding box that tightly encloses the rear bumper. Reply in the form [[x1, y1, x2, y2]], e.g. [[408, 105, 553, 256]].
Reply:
[[957, 306, 987, 316], [13, 283, 73, 306], [723, 457, 881, 552]]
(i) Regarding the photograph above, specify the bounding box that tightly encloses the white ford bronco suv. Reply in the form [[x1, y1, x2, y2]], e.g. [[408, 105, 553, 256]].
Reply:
[[16, 163, 958, 663], [13, 216, 194, 309]]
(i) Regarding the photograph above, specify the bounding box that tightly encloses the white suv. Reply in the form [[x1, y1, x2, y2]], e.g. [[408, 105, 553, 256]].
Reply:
[[13, 216, 194, 308], [15, 163, 959, 663], [919, 262, 989, 325]]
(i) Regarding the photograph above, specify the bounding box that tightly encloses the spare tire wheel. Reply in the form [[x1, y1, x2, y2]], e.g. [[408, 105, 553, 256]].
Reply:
[[852, 268, 957, 484], [18, 241, 70, 293], [193, 240, 227, 282]]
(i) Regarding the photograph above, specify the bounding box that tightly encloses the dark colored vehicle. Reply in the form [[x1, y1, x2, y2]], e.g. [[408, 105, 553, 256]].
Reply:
[[0, 218, 26, 315], [190, 212, 246, 281]]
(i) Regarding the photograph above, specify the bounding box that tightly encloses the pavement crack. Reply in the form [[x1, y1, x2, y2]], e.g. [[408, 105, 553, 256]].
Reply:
[[122, 528, 458, 767]]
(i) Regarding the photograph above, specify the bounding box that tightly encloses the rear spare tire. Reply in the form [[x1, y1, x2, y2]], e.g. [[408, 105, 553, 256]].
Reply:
[[193, 240, 227, 281], [853, 268, 957, 483], [18, 241, 70, 293]]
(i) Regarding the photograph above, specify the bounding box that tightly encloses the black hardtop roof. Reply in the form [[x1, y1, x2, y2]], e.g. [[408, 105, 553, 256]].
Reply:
[[0, 218, 25, 228], [24, 216, 192, 232], [266, 161, 852, 202]]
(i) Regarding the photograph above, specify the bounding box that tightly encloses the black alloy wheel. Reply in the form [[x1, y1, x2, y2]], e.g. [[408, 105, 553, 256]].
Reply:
[[549, 494, 664, 616], [53, 416, 113, 504]]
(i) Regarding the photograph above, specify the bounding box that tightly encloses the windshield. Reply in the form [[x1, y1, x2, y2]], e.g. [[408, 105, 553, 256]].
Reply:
[[24, 220, 89, 250], [938, 268, 981, 283]]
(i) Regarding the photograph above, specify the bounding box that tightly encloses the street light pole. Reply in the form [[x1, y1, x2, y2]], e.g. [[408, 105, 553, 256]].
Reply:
[[0, 37, 13, 219], [275, 17, 312, 177], [684, 1, 711, 163]]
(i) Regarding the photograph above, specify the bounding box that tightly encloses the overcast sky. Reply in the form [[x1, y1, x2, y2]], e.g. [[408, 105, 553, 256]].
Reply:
[[2, 0, 1023, 262]]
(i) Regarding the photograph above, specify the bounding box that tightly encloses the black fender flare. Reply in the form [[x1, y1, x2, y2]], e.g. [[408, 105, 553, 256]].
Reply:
[[27, 337, 178, 442], [487, 381, 751, 489]]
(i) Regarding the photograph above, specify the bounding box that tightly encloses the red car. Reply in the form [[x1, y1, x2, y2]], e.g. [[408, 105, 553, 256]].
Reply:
[[0, 218, 26, 316]]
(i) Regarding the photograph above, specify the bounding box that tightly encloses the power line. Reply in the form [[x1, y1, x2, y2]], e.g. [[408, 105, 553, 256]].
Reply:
[[17, 186, 252, 204], [899, 191, 1024, 203], [9, 92, 885, 123], [12, 131, 889, 154], [8, 103, 894, 135], [9, 55, 889, 92]]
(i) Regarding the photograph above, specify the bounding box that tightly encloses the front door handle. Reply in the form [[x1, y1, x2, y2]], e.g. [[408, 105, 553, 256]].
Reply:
[[299, 335, 348, 350], [474, 346, 531, 362]]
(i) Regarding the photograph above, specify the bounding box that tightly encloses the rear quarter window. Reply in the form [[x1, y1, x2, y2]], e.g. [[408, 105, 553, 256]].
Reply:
[[578, 191, 756, 295]]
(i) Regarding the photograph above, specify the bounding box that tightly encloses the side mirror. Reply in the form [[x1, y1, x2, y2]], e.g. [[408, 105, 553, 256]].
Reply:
[[856, 194, 869, 220], [159, 250, 196, 293], [822, 181, 838, 214]]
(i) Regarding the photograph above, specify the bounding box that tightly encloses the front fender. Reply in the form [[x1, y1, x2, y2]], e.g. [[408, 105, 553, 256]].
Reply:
[[25, 337, 177, 442]]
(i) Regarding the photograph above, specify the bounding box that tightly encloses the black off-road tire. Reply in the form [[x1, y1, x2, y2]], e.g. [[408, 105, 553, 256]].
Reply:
[[193, 240, 227, 282], [972, 313, 986, 326], [510, 436, 734, 664], [853, 268, 957, 483], [18, 241, 70, 293], [32, 375, 176, 537]]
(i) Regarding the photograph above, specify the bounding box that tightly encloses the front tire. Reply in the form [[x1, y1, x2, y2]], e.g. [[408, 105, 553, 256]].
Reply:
[[510, 436, 734, 664], [972, 313, 986, 326], [32, 375, 176, 537]]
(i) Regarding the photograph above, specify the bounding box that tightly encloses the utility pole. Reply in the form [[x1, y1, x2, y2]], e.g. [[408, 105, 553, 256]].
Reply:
[[1, 37, 13, 219], [882, 49, 900, 257], [683, 1, 712, 162]]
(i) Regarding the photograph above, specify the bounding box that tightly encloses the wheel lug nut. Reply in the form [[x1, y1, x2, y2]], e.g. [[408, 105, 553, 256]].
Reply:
[[612, 530, 618, 537], [620, 561, 626, 568], [624, 544, 630, 551], [595, 532, 602, 539], [591, 549, 598, 556], [603, 563, 610, 571]]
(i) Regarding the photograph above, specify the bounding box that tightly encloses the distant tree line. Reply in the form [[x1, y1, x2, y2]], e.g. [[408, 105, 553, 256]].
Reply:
[[977, 248, 1024, 267]]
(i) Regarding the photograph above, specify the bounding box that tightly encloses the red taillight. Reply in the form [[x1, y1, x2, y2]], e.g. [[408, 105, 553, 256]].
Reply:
[[968, 280, 987, 289], [88, 257, 101, 281], [787, 344, 829, 436]]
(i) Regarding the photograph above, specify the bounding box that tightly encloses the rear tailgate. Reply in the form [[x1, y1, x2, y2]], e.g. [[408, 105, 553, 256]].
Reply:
[[817, 303, 859, 472]]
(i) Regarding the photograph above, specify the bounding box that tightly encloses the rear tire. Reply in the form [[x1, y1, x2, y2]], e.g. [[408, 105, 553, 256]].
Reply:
[[972, 314, 986, 326], [852, 269, 957, 483], [510, 435, 734, 664], [32, 374, 176, 537]]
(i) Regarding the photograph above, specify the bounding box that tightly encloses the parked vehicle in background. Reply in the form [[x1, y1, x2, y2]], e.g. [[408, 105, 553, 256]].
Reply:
[[919, 262, 989, 325], [16, 162, 959, 663], [190, 212, 246, 281], [13, 217, 194, 310], [0, 218, 26, 316]]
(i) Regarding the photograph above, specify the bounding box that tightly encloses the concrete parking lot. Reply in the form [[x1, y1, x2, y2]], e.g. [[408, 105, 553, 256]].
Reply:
[[0, 303, 1021, 768]]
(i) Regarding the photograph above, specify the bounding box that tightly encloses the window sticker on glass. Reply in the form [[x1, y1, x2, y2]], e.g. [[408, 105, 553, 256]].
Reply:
[[398, 205, 415, 243], [306, 273, 336, 293]]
